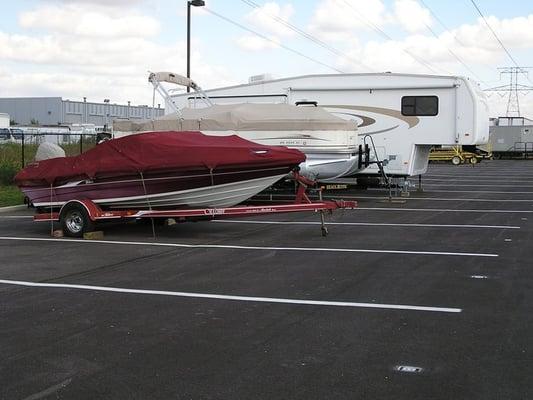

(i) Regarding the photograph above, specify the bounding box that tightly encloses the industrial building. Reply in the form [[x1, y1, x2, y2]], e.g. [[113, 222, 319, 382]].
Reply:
[[0, 97, 164, 126], [488, 116, 533, 157]]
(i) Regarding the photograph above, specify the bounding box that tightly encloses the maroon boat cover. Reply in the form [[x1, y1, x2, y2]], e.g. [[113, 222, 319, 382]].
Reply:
[[15, 131, 305, 185]]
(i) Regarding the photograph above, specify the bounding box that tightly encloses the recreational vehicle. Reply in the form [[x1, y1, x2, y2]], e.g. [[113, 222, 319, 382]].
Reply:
[[170, 73, 489, 177], [0, 113, 9, 129]]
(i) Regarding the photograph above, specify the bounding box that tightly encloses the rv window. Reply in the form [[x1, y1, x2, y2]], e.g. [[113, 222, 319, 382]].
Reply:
[[401, 96, 438, 116]]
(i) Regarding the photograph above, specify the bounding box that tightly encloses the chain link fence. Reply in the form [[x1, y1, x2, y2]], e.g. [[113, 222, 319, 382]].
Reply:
[[0, 130, 100, 185]]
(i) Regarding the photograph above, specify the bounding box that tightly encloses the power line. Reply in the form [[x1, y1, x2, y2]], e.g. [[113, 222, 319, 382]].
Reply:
[[423, 22, 488, 86], [419, 0, 495, 78], [419, 0, 467, 48], [239, 0, 375, 72], [338, 0, 443, 74], [203, 7, 345, 74], [484, 67, 533, 117], [468, 0, 520, 68]]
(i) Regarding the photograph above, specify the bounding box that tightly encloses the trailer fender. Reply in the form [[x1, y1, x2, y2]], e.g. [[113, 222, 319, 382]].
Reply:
[[59, 199, 101, 222]]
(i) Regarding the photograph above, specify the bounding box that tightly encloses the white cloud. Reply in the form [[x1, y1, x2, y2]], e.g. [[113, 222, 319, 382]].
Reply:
[[19, 4, 160, 38], [0, 60, 236, 106], [308, 0, 388, 41], [310, 1, 533, 78], [339, 37, 441, 74], [236, 2, 294, 52], [244, 2, 295, 37], [454, 15, 533, 51], [40, 0, 145, 5], [0, 3, 236, 105], [393, 0, 432, 33], [236, 35, 280, 51]]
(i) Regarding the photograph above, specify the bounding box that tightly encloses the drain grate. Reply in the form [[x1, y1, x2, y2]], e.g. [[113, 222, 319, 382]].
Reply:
[[395, 365, 423, 373]]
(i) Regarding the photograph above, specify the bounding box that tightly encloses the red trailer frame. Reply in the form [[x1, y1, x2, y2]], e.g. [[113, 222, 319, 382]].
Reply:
[[33, 173, 357, 237]]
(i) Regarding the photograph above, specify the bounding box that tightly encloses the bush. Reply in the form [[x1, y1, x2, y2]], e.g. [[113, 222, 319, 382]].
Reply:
[[0, 163, 19, 185]]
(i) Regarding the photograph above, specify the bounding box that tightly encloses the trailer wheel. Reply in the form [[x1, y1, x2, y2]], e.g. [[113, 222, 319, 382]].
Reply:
[[469, 157, 479, 164], [60, 203, 94, 238], [451, 156, 461, 165]]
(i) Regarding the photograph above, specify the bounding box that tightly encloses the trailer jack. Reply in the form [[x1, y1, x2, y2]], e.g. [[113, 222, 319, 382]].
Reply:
[[358, 135, 392, 201]]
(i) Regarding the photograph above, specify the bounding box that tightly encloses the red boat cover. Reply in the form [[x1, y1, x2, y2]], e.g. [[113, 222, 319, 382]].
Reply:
[[15, 131, 305, 185]]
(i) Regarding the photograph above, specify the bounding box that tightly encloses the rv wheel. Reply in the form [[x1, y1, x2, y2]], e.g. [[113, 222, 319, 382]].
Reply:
[[60, 203, 94, 238], [451, 156, 461, 165]]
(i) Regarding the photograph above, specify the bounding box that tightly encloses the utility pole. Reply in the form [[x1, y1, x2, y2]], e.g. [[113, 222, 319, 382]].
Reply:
[[186, 0, 205, 93], [484, 67, 533, 117]]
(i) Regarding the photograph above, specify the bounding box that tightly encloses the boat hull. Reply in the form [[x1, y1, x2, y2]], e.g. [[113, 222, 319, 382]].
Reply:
[[21, 167, 291, 209], [100, 174, 287, 209]]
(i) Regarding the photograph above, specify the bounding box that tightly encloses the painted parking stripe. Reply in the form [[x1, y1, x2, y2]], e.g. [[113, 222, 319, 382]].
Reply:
[[335, 195, 533, 203], [414, 178, 533, 183], [423, 174, 533, 179], [408, 183, 533, 188], [0, 236, 498, 258], [356, 207, 533, 213], [371, 189, 533, 194], [261, 193, 533, 203], [212, 220, 520, 229], [0, 279, 462, 313]]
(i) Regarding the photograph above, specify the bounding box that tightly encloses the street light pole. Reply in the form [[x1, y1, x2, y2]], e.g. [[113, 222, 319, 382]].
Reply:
[[103, 99, 110, 131], [186, 0, 205, 93]]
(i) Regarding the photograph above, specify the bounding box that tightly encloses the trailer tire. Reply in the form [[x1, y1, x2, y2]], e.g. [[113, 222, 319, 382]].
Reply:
[[451, 156, 461, 165], [469, 157, 479, 164], [60, 203, 94, 238]]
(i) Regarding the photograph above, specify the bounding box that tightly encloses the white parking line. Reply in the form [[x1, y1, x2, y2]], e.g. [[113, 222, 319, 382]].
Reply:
[[0, 236, 498, 258], [0, 279, 462, 313], [408, 183, 533, 188], [356, 207, 533, 213], [336, 195, 533, 203], [212, 220, 520, 229], [262, 193, 533, 203], [415, 178, 533, 183], [423, 173, 533, 179], [0, 216, 33, 219], [372, 189, 533, 194]]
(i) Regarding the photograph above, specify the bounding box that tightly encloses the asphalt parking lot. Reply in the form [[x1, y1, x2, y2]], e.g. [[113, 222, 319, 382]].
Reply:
[[1, 159, 532, 399]]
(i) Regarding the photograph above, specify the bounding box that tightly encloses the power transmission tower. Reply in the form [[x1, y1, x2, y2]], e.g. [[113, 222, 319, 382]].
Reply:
[[484, 67, 533, 117]]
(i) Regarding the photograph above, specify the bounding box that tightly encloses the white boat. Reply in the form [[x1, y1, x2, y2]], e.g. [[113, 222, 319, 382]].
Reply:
[[112, 73, 366, 181], [17, 132, 305, 210], [169, 72, 489, 178]]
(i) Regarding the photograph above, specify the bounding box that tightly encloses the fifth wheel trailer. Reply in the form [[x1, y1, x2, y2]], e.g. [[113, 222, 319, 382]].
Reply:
[[170, 73, 489, 177]]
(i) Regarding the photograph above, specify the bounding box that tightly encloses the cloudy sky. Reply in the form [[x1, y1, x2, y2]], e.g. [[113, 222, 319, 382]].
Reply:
[[1, 0, 532, 117]]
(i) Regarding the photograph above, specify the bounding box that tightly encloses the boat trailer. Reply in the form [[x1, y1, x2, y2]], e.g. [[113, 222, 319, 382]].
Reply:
[[32, 174, 357, 238]]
